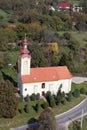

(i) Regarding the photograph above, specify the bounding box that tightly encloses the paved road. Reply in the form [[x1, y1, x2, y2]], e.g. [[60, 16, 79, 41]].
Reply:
[[56, 97, 87, 129], [72, 77, 87, 84], [11, 98, 87, 130], [12, 77, 87, 130]]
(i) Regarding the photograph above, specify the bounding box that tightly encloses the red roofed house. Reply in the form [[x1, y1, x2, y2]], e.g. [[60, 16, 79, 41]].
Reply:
[[18, 37, 72, 97], [58, 2, 71, 10]]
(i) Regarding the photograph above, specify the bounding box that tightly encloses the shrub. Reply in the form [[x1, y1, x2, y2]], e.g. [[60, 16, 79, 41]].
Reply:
[[18, 107, 24, 113], [45, 91, 52, 104], [42, 101, 49, 109], [30, 93, 36, 101], [24, 95, 30, 101], [73, 89, 80, 98], [35, 103, 40, 112], [20, 95, 24, 102], [50, 98, 56, 108], [61, 98, 66, 105], [80, 88, 85, 94], [67, 92, 72, 102], [63, 32, 71, 40], [36, 93, 40, 100], [25, 104, 29, 113]]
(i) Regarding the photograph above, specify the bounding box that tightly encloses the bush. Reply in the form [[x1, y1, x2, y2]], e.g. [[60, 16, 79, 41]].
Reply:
[[45, 91, 52, 104], [61, 98, 66, 105], [35, 103, 40, 112], [67, 92, 72, 102], [20, 95, 24, 102], [24, 95, 30, 101], [80, 88, 85, 94], [50, 98, 56, 108], [30, 93, 36, 101], [42, 101, 49, 109], [73, 89, 80, 98], [63, 32, 71, 40], [18, 107, 24, 113], [36, 93, 40, 100], [25, 104, 29, 113]]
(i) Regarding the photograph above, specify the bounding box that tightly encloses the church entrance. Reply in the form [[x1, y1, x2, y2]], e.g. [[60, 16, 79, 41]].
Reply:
[[42, 91, 45, 96]]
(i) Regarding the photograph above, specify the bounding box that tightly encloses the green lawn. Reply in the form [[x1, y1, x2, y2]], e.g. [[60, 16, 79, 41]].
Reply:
[[69, 115, 87, 130], [58, 31, 87, 46], [0, 96, 85, 130], [0, 9, 8, 17], [72, 82, 87, 93], [53, 96, 84, 115], [58, 0, 80, 4], [71, 31, 87, 46]]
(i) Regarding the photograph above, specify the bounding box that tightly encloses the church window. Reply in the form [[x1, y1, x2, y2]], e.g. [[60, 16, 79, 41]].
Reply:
[[42, 83, 45, 88], [25, 88, 27, 91]]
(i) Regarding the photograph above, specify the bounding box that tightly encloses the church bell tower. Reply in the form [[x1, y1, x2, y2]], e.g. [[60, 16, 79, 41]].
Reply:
[[18, 36, 31, 76]]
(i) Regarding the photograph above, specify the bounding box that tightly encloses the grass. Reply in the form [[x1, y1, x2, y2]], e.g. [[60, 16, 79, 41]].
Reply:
[[0, 99, 44, 130], [72, 82, 87, 93], [70, 31, 87, 46], [0, 9, 9, 17], [69, 115, 87, 130], [58, 31, 87, 47], [53, 96, 85, 115], [0, 96, 85, 130], [58, 0, 80, 4]]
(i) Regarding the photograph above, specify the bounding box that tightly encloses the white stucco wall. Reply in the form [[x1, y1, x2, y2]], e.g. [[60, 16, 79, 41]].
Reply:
[[21, 57, 31, 75], [22, 79, 72, 97]]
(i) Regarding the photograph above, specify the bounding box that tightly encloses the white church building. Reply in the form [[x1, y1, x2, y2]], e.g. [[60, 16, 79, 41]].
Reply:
[[17, 37, 72, 97]]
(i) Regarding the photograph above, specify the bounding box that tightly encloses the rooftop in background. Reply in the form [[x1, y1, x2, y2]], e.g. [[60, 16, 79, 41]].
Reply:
[[58, 2, 71, 10]]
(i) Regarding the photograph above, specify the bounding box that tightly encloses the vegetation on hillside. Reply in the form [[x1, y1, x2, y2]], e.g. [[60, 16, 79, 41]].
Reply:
[[0, 76, 19, 118], [0, 0, 87, 123], [0, 0, 87, 75]]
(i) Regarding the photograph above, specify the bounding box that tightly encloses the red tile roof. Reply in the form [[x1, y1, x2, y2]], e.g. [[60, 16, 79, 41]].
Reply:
[[58, 2, 71, 9], [22, 66, 72, 83]]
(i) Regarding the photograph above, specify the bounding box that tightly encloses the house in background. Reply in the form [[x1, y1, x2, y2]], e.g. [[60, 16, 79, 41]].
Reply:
[[17, 37, 72, 98], [73, 3, 82, 12], [57, 1, 71, 11]]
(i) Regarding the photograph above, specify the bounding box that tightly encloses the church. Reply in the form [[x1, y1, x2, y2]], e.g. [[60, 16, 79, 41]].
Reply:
[[17, 37, 72, 97]]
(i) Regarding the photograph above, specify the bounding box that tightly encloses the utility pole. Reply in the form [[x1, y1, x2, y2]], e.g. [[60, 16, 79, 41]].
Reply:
[[81, 109, 83, 129]]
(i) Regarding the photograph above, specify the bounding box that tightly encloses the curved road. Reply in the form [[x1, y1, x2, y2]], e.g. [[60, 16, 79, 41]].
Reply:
[[12, 77, 87, 130], [56, 98, 87, 124], [11, 98, 87, 130]]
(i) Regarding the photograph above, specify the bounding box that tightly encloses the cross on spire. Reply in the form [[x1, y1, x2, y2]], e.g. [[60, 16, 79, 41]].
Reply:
[[23, 34, 27, 45]]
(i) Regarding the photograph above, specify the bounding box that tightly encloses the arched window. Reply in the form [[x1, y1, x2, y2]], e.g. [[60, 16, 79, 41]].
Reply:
[[42, 83, 45, 88]]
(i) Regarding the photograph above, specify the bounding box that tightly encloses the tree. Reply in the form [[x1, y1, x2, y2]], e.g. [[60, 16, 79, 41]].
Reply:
[[38, 108, 56, 130], [80, 0, 87, 13], [29, 44, 49, 67], [45, 91, 52, 104], [67, 91, 72, 102], [73, 89, 80, 98], [25, 104, 29, 113], [42, 101, 49, 109], [0, 80, 19, 118], [80, 88, 85, 94], [50, 97, 56, 108]]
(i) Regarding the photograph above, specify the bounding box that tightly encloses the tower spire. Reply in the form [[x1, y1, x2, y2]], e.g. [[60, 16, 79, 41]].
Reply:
[[20, 35, 31, 58]]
